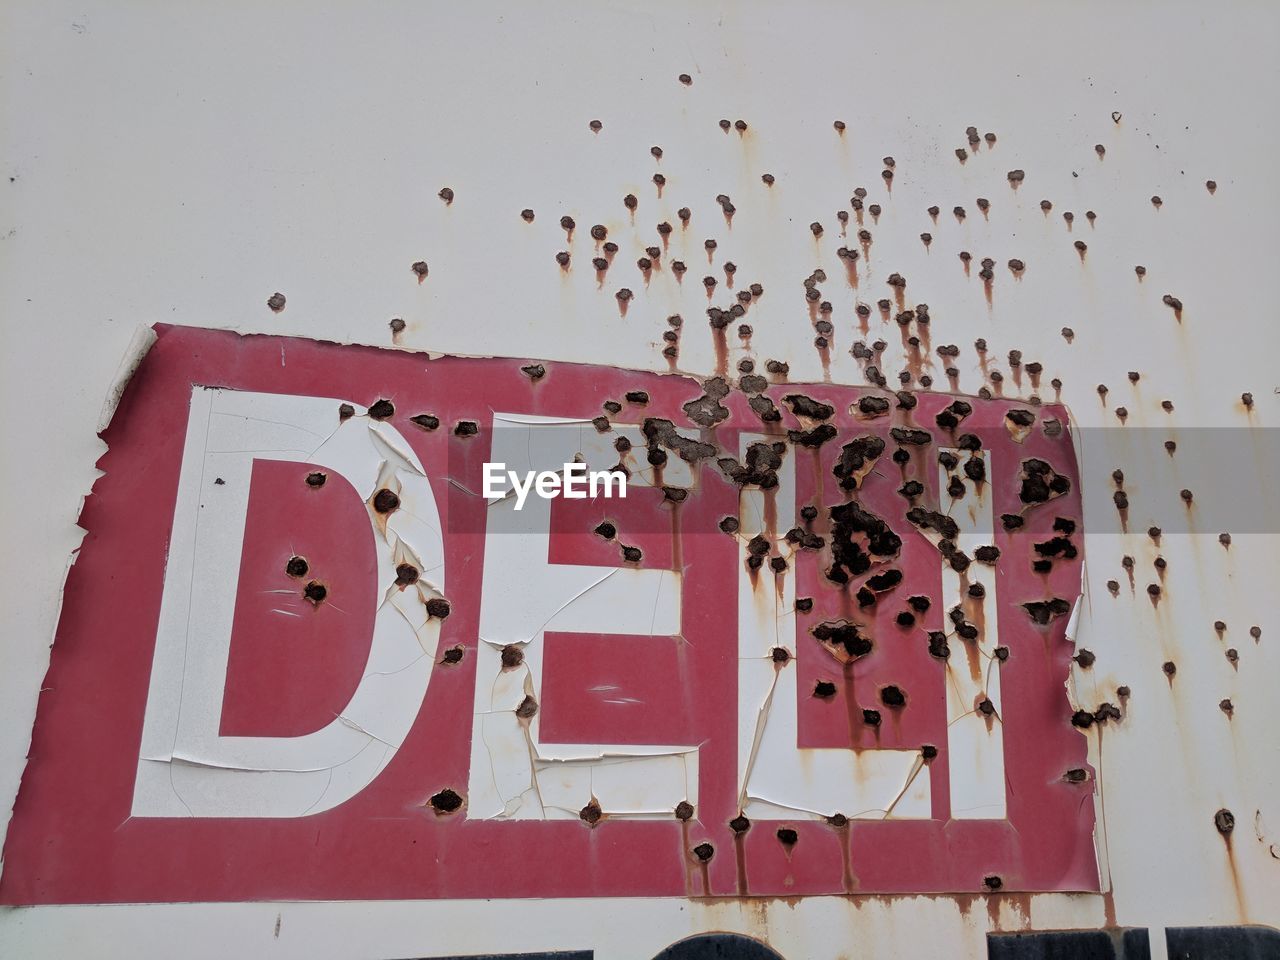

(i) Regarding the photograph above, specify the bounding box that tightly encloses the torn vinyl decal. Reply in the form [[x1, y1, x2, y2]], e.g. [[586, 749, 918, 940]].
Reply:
[[0, 325, 1097, 903]]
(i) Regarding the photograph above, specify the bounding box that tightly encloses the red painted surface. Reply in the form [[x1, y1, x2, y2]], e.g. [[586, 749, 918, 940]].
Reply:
[[0, 325, 1096, 903]]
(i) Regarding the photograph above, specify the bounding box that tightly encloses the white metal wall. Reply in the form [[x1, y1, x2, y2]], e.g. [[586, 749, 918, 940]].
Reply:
[[1, 1, 1277, 957]]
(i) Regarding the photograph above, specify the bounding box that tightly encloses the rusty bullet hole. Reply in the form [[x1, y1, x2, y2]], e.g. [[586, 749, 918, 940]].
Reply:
[[520, 208, 535, 223], [1180, 488, 1194, 503], [373, 488, 401, 514], [1106, 580, 1120, 596], [769, 556, 788, 573], [591, 257, 609, 272], [1240, 391, 1254, 409], [305, 471, 327, 488], [1220, 699, 1234, 716], [621, 545, 643, 563], [880, 685, 906, 707], [1116, 686, 1131, 700], [500, 644, 524, 669], [1154, 557, 1168, 571], [411, 261, 430, 283], [1215, 809, 1235, 836], [1162, 660, 1176, 677], [956, 147, 968, 161], [1115, 407, 1128, 422], [395, 563, 419, 586], [1226, 648, 1239, 666], [984, 876, 1003, 892], [1250, 625, 1261, 640], [437, 186, 454, 205], [977, 698, 995, 717], [429, 788, 463, 814], [388, 317, 405, 335], [454, 420, 478, 437], [761, 172, 776, 186], [1071, 710, 1094, 728], [521, 363, 546, 381], [425, 597, 451, 619], [1065, 768, 1089, 783], [368, 399, 395, 420], [726, 814, 752, 835], [868, 204, 882, 217], [616, 288, 633, 303], [859, 708, 881, 728], [1074, 649, 1096, 669], [1161, 400, 1175, 413], [808, 678, 837, 701], [588, 119, 602, 132], [410, 413, 440, 431], [1162, 294, 1183, 313], [795, 598, 814, 615], [266, 291, 286, 312], [674, 800, 695, 821], [555, 251, 570, 267], [776, 827, 799, 847], [678, 72, 692, 85], [1150, 195, 1163, 208], [650, 145, 664, 160], [338, 403, 356, 421], [734, 119, 748, 131], [284, 555, 309, 579], [719, 516, 740, 535], [881, 169, 893, 183], [441, 645, 464, 665], [303, 581, 327, 604], [515, 694, 538, 720], [559, 215, 576, 233], [575, 800, 604, 827], [693, 842, 715, 862]]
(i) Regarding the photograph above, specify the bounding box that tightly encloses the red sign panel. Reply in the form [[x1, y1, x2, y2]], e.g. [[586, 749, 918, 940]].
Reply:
[[0, 325, 1097, 903]]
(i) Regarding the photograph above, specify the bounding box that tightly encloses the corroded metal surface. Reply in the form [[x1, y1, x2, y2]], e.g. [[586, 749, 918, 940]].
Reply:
[[0, 1, 1277, 957], [0, 325, 1093, 902]]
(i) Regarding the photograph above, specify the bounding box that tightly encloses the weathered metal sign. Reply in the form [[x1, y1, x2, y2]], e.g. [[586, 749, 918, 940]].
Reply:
[[0, 324, 1095, 904]]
